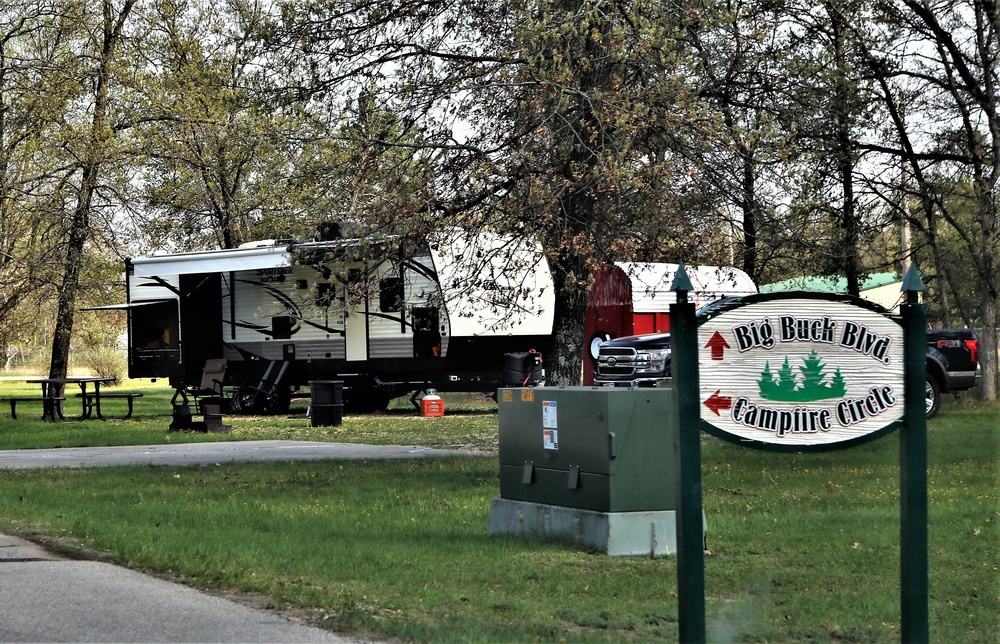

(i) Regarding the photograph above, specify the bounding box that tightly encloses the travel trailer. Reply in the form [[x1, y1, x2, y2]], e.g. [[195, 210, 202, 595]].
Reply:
[[121, 227, 553, 412]]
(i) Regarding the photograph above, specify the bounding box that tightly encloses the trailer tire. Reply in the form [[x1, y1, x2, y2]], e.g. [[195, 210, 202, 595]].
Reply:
[[265, 386, 292, 415], [229, 388, 258, 415], [589, 331, 612, 360], [344, 382, 392, 413], [345, 391, 390, 413], [230, 384, 291, 415]]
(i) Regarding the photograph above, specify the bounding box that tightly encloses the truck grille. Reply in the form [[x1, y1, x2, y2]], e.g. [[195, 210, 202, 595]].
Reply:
[[597, 347, 648, 377], [599, 366, 638, 376]]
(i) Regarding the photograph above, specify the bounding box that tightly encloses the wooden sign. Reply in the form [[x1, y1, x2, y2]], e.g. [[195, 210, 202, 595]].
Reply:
[[697, 292, 904, 451]]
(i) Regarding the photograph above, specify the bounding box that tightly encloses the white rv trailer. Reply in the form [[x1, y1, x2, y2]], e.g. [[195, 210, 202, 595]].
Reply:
[[124, 227, 554, 411]]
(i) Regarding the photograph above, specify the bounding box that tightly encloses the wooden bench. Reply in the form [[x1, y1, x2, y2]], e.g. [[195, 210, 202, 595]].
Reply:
[[2, 397, 66, 420], [76, 392, 144, 420]]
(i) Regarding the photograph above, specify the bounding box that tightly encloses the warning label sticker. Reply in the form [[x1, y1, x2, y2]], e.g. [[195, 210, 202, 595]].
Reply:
[[542, 400, 557, 428]]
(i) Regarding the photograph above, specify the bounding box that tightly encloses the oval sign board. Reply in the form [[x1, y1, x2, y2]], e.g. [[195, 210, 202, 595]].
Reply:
[[697, 292, 904, 451]]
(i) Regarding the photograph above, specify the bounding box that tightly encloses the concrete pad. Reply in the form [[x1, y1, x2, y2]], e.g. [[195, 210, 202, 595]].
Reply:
[[488, 498, 708, 556]]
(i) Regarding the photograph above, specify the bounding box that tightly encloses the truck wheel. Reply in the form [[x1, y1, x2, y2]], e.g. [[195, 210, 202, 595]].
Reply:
[[925, 376, 941, 419]]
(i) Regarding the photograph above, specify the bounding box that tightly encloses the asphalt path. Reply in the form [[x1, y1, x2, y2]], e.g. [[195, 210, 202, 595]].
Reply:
[[0, 439, 475, 469], [0, 440, 481, 642]]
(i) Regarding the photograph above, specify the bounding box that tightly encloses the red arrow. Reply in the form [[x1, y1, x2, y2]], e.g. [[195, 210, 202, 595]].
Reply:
[[704, 389, 733, 416], [705, 331, 731, 360]]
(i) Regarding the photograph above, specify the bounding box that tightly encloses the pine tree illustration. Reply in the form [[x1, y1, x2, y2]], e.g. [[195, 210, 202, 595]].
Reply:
[[798, 350, 828, 397], [759, 361, 777, 398], [777, 356, 796, 394], [830, 367, 846, 397]]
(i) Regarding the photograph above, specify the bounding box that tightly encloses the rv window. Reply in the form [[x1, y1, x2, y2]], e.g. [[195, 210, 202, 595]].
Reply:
[[380, 277, 403, 312], [272, 316, 293, 339]]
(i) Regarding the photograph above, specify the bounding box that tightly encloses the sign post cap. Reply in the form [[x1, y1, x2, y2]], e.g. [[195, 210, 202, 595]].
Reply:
[[670, 260, 695, 294], [901, 264, 925, 293]]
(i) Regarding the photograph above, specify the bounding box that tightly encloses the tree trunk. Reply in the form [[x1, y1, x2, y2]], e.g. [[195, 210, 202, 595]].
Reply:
[[741, 152, 759, 281], [542, 0, 609, 386], [547, 254, 588, 387], [924, 206, 954, 328], [48, 178, 95, 381], [979, 297, 997, 401], [48, 0, 136, 384], [976, 178, 997, 401], [829, 2, 860, 296]]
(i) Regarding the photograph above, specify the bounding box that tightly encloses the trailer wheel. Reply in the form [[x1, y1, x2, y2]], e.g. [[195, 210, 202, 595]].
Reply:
[[372, 391, 391, 412], [345, 391, 390, 413], [343, 381, 392, 413], [589, 331, 611, 360], [264, 386, 292, 415], [230, 384, 291, 415], [229, 388, 259, 415]]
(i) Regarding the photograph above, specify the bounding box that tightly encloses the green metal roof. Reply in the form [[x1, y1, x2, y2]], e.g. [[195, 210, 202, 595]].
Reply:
[[760, 272, 901, 294]]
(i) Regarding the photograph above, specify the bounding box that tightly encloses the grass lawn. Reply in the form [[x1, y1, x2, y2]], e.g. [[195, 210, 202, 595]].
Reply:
[[0, 377, 996, 641], [0, 378, 501, 451]]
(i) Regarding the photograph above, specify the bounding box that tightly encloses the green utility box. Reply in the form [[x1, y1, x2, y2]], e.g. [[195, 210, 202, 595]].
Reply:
[[497, 387, 675, 512]]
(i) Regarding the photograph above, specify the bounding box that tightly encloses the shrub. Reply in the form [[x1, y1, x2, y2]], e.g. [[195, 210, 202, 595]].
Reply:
[[83, 347, 127, 382]]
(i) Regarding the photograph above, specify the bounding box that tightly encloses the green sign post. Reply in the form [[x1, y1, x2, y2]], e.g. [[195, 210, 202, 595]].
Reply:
[[670, 263, 928, 642], [669, 263, 705, 643], [900, 267, 928, 642]]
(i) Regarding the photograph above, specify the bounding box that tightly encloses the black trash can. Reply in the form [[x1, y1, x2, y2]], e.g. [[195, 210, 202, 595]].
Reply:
[[310, 380, 344, 427]]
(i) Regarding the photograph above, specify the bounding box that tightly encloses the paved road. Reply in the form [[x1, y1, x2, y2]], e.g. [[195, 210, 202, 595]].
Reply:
[[0, 441, 479, 642], [1, 534, 360, 642], [0, 439, 474, 470]]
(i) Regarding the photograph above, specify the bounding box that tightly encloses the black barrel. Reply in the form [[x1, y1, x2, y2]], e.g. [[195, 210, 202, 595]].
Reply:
[[310, 380, 344, 427]]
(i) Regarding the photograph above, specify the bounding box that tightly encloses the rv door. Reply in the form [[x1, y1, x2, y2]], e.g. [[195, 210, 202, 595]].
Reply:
[[345, 308, 367, 361], [344, 267, 368, 361], [412, 307, 441, 357]]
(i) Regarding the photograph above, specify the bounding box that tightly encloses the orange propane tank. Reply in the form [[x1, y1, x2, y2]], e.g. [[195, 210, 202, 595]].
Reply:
[[420, 391, 444, 417]]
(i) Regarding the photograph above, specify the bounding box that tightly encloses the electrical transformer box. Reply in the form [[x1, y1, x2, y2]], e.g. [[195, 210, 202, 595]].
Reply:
[[497, 387, 675, 513]]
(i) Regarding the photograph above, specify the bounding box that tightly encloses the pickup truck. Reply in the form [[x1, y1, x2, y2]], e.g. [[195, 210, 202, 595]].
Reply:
[[925, 328, 979, 417], [594, 328, 979, 419]]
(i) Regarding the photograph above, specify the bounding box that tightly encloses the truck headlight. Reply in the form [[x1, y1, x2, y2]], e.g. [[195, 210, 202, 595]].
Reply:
[[636, 349, 670, 374]]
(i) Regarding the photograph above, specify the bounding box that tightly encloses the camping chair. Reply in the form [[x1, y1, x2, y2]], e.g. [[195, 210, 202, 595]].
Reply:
[[169, 358, 228, 429], [190, 358, 228, 400], [230, 360, 290, 414], [170, 358, 227, 408]]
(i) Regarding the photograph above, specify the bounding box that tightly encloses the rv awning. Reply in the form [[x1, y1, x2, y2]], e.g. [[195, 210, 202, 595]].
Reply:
[[80, 300, 174, 311], [130, 245, 291, 277]]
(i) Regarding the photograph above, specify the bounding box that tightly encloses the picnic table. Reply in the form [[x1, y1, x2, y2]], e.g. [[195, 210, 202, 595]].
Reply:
[[19, 377, 119, 421]]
